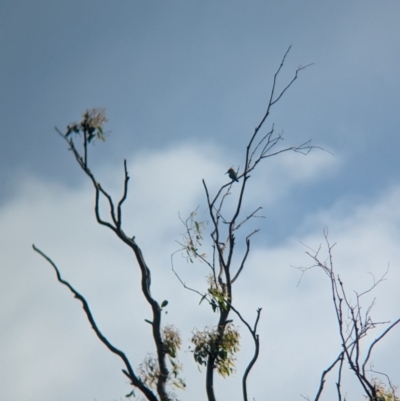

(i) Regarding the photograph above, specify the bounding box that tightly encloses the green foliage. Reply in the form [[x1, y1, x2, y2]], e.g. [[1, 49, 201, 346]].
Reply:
[[191, 324, 240, 377], [177, 209, 208, 263], [372, 381, 400, 401], [125, 389, 135, 398], [65, 108, 108, 142], [162, 325, 181, 359], [200, 275, 229, 312], [138, 353, 159, 389], [138, 325, 185, 394]]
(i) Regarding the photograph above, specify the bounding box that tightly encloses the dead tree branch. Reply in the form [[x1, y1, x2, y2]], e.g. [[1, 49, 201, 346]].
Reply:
[[297, 229, 400, 401], [32, 245, 158, 401]]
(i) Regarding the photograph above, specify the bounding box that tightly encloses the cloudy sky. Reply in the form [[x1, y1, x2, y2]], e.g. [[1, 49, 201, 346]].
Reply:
[[1, 1, 400, 400]]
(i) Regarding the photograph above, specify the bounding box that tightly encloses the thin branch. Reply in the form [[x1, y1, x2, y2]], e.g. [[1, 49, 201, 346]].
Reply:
[[32, 244, 158, 401], [170, 253, 207, 299], [231, 231, 258, 284], [270, 61, 314, 107], [229, 304, 261, 401], [97, 183, 118, 227], [362, 317, 400, 375], [313, 352, 343, 401], [248, 125, 275, 168], [234, 207, 264, 232], [336, 353, 344, 401], [116, 159, 130, 229]]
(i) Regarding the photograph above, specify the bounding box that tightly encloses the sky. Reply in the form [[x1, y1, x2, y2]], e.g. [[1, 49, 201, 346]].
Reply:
[[1, 1, 400, 400]]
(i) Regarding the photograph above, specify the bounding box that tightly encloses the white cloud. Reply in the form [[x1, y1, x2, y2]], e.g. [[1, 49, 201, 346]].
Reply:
[[245, 147, 340, 206]]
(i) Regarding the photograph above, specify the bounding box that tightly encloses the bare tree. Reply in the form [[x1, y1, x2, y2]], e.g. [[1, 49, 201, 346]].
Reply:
[[33, 48, 398, 401], [297, 229, 400, 401]]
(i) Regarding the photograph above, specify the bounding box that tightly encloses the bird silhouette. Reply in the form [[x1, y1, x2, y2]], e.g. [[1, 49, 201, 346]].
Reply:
[[226, 168, 239, 182]]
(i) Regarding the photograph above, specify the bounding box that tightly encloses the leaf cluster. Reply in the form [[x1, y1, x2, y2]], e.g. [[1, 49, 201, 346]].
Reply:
[[191, 324, 240, 377], [200, 275, 229, 313], [371, 380, 399, 401], [138, 325, 185, 392], [177, 209, 208, 264], [65, 108, 107, 143]]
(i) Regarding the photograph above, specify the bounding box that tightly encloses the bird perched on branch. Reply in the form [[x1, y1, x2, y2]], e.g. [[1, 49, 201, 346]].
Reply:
[[226, 168, 239, 182]]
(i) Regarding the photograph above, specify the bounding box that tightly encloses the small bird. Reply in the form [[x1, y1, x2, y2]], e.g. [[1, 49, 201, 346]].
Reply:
[[225, 168, 239, 182]]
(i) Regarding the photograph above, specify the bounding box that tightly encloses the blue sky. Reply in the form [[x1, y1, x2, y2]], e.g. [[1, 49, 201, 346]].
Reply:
[[1, 1, 400, 400]]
